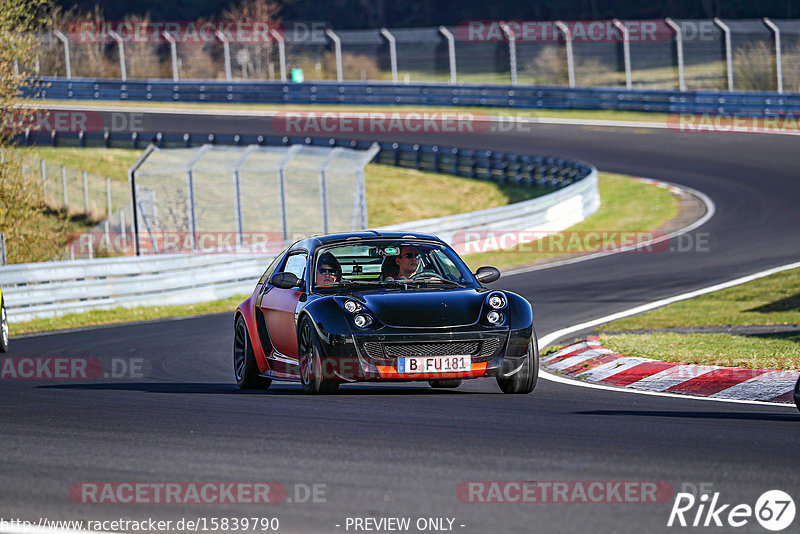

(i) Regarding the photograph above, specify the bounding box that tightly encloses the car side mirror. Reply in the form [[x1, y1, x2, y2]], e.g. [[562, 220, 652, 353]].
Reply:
[[475, 266, 501, 284], [270, 271, 302, 290]]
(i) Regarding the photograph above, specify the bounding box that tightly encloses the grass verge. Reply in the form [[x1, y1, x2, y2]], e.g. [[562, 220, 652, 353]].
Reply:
[[587, 267, 800, 371], [598, 332, 800, 371], [462, 172, 678, 270]]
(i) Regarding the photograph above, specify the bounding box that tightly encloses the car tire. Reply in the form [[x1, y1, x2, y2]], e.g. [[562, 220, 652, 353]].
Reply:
[[428, 379, 462, 389], [298, 317, 339, 395], [0, 298, 8, 353], [497, 329, 539, 394], [233, 315, 272, 390]]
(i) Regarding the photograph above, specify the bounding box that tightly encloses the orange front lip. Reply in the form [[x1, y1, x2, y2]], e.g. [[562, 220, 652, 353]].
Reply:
[[376, 362, 488, 379]]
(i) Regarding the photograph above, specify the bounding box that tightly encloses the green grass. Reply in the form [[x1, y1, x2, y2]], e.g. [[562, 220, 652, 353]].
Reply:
[[599, 332, 800, 371], [600, 267, 800, 330], [589, 267, 800, 371], [21, 147, 140, 180], [366, 164, 547, 227], [462, 172, 678, 270]]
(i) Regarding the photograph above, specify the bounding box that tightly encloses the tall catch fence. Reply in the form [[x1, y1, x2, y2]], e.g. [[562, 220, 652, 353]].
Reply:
[[128, 143, 378, 255], [29, 19, 800, 92]]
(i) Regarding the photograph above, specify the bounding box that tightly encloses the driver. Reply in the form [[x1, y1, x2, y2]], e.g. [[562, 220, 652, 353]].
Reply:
[[315, 252, 341, 286], [395, 245, 421, 279]]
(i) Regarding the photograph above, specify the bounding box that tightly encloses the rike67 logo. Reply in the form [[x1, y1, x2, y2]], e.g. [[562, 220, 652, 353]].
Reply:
[[668, 489, 795, 531]]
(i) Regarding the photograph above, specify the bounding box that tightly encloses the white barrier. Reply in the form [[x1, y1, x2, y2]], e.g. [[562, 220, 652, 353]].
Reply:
[[0, 167, 599, 323]]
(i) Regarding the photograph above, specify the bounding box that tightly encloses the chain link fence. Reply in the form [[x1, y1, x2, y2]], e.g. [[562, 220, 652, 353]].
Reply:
[[29, 19, 800, 91], [126, 143, 377, 255]]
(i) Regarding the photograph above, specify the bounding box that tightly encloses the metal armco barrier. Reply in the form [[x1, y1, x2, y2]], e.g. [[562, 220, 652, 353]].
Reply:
[[0, 254, 268, 323], [28, 78, 800, 116]]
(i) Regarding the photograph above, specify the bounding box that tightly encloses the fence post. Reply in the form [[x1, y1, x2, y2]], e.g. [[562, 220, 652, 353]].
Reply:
[[40, 159, 46, 197], [270, 29, 287, 82], [439, 26, 457, 84], [612, 20, 632, 89], [499, 23, 517, 86], [763, 18, 783, 93], [110, 30, 127, 81], [665, 18, 686, 91], [216, 30, 232, 81], [61, 165, 68, 211], [555, 21, 575, 88], [128, 144, 158, 256], [82, 170, 89, 215], [325, 29, 343, 82], [380, 28, 398, 83], [163, 31, 179, 81], [0, 232, 6, 266], [319, 148, 343, 234], [714, 18, 734, 91], [105, 176, 112, 239], [53, 30, 71, 79], [232, 145, 259, 245]]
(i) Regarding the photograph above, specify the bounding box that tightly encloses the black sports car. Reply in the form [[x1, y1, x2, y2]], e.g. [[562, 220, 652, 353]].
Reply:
[[234, 232, 537, 394]]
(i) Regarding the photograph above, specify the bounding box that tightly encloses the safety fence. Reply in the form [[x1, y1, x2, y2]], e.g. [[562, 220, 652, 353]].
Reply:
[[27, 78, 800, 115], [28, 19, 800, 92]]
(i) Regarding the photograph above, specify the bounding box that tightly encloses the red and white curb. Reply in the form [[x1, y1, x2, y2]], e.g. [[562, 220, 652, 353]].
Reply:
[[543, 338, 798, 404]]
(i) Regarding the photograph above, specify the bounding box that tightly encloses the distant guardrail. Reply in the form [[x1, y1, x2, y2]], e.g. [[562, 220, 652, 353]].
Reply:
[[28, 78, 800, 116]]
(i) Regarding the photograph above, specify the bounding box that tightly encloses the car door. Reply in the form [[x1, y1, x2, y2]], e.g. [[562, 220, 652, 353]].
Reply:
[[258, 250, 308, 363]]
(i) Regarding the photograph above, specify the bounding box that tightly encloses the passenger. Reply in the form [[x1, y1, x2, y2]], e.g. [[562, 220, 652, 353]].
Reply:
[[315, 252, 341, 286]]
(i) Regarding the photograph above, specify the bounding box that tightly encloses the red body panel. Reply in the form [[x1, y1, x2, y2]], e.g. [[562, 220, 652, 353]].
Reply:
[[259, 287, 303, 359], [236, 285, 270, 374]]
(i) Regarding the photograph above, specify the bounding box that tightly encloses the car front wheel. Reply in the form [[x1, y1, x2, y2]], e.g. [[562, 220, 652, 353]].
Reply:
[[298, 317, 339, 395], [233, 315, 271, 390], [497, 330, 539, 394]]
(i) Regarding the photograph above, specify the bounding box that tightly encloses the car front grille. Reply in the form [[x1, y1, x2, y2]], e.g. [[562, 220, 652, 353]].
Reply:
[[362, 338, 504, 363]]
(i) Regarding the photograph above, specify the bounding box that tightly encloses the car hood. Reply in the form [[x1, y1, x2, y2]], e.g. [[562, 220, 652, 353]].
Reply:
[[353, 289, 486, 328]]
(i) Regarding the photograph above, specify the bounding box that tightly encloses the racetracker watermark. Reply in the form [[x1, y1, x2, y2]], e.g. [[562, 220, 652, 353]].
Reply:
[[0, 357, 144, 380], [67, 20, 327, 43], [1, 110, 144, 133], [457, 481, 674, 503], [69, 482, 327, 505], [668, 113, 800, 135], [70, 232, 288, 256], [451, 231, 711, 255], [456, 20, 678, 42], [273, 111, 491, 135]]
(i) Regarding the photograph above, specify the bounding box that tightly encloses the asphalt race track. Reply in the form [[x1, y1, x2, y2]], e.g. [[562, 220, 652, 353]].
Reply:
[[2, 110, 799, 534]]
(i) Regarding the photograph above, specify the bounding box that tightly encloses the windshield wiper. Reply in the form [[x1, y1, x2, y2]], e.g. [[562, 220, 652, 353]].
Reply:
[[411, 277, 467, 288]]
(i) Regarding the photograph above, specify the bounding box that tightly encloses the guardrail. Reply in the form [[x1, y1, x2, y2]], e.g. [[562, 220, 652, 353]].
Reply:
[[16, 129, 593, 191], [29, 78, 800, 116], [1, 254, 267, 323]]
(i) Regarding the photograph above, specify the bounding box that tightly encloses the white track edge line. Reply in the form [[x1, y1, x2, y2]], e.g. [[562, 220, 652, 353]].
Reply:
[[537, 259, 800, 408]]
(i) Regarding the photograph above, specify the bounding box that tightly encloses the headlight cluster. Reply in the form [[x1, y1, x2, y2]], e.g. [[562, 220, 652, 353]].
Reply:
[[485, 293, 507, 324], [344, 299, 373, 328]]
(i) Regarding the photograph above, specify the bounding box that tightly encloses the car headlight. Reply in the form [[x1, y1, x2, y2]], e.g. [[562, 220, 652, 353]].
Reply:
[[486, 310, 504, 324], [354, 314, 373, 328], [487, 293, 506, 309], [344, 299, 362, 313]]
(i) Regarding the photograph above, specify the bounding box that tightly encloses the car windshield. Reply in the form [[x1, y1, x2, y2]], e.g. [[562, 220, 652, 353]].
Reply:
[[313, 240, 479, 291]]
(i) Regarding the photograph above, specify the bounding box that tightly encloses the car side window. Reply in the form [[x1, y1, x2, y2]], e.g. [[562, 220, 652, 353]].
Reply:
[[283, 253, 308, 281], [257, 246, 291, 285]]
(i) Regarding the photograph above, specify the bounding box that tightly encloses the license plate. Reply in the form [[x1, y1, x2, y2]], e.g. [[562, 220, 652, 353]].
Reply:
[[397, 356, 471, 374]]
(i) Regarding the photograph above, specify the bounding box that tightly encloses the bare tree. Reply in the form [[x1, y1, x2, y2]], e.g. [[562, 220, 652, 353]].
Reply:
[[222, 0, 281, 80]]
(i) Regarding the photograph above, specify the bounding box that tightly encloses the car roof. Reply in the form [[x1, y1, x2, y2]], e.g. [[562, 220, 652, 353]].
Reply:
[[294, 231, 445, 251]]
